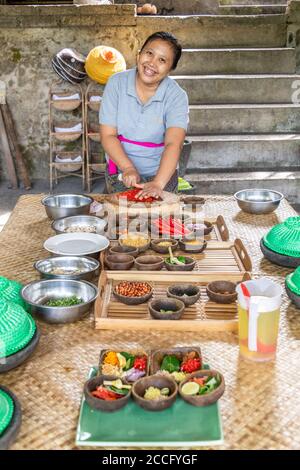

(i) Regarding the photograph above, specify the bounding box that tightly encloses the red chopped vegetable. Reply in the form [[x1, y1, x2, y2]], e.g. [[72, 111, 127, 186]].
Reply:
[[153, 216, 192, 237], [91, 386, 123, 401], [181, 357, 201, 373], [117, 188, 157, 203], [133, 356, 147, 371]]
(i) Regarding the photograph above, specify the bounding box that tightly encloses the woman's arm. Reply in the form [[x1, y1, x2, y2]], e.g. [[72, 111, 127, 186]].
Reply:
[[135, 127, 186, 198], [100, 124, 141, 187]]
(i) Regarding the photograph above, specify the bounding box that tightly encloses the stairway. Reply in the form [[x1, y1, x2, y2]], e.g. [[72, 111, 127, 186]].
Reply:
[[163, 5, 300, 203]]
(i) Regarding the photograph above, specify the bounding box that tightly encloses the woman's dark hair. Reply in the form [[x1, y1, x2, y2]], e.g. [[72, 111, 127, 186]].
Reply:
[[140, 31, 182, 70]]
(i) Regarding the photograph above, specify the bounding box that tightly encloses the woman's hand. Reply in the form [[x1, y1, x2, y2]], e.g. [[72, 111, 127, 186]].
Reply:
[[122, 167, 141, 188], [134, 181, 164, 200]]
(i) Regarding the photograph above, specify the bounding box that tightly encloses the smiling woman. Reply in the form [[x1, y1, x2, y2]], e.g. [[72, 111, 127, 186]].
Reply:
[[99, 31, 189, 199]]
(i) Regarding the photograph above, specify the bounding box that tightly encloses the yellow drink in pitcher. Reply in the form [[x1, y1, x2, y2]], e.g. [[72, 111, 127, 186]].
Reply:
[[238, 296, 280, 362]]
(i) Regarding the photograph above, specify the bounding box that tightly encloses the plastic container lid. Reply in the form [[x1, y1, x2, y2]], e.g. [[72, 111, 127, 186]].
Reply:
[[0, 300, 36, 359], [263, 217, 300, 258], [0, 276, 26, 309], [286, 267, 300, 296], [0, 389, 14, 436]]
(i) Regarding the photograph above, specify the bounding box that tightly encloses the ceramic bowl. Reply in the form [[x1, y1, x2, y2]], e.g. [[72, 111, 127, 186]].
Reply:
[[119, 232, 150, 253], [167, 285, 201, 306], [132, 375, 178, 411], [105, 254, 135, 271], [84, 375, 131, 412], [206, 281, 237, 304], [178, 239, 207, 254], [164, 256, 196, 272], [179, 370, 225, 407], [134, 255, 164, 271], [148, 298, 185, 320], [113, 282, 153, 305], [150, 347, 202, 376], [108, 245, 139, 258], [150, 239, 178, 254]]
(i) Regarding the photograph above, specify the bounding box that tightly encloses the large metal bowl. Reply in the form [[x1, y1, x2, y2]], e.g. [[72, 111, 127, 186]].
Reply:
[[34, 256, 100, 281], [42, 194, 93, 220], [234, 189, 284, 214], [51, 215, 107, 235], [21, 279, 98, 324]]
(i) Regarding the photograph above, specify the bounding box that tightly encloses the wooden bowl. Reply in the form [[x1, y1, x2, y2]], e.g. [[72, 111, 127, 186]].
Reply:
[[98, 349, 150, 381], [150, 347, 202, 375], [164, 256, 196, 272], [105, 254, 135, 270], [108, 245, 139, 258], [84, 375, 131, 412], [119, 233, 150, 254], [132, 375, 178, 411], [178, 239, 207, 254], [113, 281, 153, 305], [53, 120, 82, 142], [206, 281, 237, 304], [150, 239, 178, 254], [167, 285, 201, 306], [179, 370, 225, 407], [51, 92, 81, 111], [186, 221, 213, 236], [135, 255, 164, 271], [148, 298, 185, 320]]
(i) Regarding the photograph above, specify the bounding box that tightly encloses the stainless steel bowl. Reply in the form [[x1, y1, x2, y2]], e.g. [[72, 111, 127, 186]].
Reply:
[[41, 194, 93, 220], [234, 189, 284, 214], [34, 256, 100, 281], [21, 279, 98, 324], [51, 215, 107, 235]]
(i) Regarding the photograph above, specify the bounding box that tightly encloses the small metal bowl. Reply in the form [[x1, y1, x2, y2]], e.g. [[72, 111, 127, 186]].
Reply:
[[21, 279, 98, 324], [132, 375, 178, 412], [34, 256, 100, 281], [52, 215, 107, 235], [234, 189, 284, 214], [42, 194, 93, 220]]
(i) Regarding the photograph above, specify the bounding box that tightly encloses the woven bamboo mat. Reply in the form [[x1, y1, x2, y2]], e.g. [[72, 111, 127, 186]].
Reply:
[[0, 194, 300, 450]]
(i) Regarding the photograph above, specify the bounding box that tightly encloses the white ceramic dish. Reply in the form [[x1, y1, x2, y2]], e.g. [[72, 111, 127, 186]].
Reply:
[[44, 233, 109, 256]]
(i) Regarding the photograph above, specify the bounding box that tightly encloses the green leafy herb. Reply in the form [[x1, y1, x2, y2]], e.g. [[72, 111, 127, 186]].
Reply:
[[160, 355, 180, 373], [120, 351, 135, 371], [45, 296, 83, 307]]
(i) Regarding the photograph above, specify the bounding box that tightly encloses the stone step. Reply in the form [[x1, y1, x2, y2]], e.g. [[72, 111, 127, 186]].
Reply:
[[189, 104, 300, 134], [185, 171, 300, 203], [219, 0, 287, 5], [177, 48, 296, 75], [219, 5, 286, 14], [173, 74, 300, 104], [187, 134, 300, 170], [137, 15, 286, 48]]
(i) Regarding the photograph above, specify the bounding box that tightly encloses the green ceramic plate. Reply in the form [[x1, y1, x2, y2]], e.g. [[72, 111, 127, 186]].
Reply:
[[76, 367, 223, 447]]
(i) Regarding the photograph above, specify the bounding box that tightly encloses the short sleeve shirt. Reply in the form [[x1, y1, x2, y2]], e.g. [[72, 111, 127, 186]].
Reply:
[[99, 68, 189, 178]]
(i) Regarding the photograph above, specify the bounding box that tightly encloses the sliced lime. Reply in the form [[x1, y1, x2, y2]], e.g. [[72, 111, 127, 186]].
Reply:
[[181, 381, 200, 396]]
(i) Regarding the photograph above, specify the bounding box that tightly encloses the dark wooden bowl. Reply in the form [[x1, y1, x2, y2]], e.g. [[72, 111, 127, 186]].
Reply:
[[150, 347, 202, 375], [132, 375, 178, 411], [206, 281, 237, 304], [105, 254, 134, 270], [285, 283, 300, 309], [151, 238, 178, 254], [178, 239, 207, 254], [84, 375, 131, 412], [164, 256, 196, 272], [148, 298, 185, 320], [98, 349, 150, 381], [179, 370, 225, 407], [167, 285, 201, 306], [134, 255, 164, 271], [108, 245, 139, 258], [119, 233, 150, 254], [113, 282, 153, 305], [186, 221, 213, 236]]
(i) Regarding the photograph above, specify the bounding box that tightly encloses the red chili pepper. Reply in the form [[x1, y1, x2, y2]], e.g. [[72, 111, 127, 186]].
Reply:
[[181, 358, 201, 373], [118, 188, 156, 203], [91, 386, 122, 401], [133, 356, 147, 371]]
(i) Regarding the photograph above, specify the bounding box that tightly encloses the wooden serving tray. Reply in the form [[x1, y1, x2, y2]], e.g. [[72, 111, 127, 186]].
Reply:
[[94, 271, 251, 332], [102, 238, 251, 274]]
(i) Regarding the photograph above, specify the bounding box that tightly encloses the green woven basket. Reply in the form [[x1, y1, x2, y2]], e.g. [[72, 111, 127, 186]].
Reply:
[[0, 389, 14, 436], [263, 216, 300, 258], [0, 300, 36, 359], [286, 267, 300, 296], [0, 276, 26, 309]]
